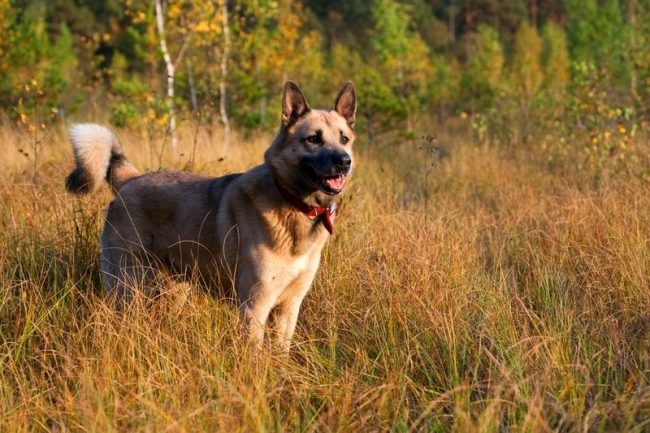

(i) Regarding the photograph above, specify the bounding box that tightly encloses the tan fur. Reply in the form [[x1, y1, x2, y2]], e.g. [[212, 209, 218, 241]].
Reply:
[[66, 82, 357, 352]]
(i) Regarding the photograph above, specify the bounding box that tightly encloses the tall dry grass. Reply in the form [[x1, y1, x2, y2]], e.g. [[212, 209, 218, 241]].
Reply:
[[0, 122, 649, 432]]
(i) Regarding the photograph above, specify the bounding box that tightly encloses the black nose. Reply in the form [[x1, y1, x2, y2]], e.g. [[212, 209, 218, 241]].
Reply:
[[333, 152, 352, 173]]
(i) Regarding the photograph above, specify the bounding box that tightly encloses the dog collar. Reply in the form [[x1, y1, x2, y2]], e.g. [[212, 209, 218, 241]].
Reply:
[[274, 180, 336, 234]]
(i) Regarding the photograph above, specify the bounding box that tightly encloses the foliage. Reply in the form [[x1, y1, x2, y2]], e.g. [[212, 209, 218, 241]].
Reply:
[[371, 0, 433, 130], [0, 2, 78, 116], [461, 25, 504, 112], [511, 22, 543, 98], [541, 21, 570, 94], [0, 0, 648, 174], [328, 43, 405, 136]]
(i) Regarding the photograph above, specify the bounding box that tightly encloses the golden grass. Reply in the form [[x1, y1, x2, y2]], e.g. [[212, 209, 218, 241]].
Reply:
[[0, 123, 649, 432]]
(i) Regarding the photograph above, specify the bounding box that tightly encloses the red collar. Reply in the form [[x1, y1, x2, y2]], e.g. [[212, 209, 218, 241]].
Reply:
[[274, 180, 336, 234]]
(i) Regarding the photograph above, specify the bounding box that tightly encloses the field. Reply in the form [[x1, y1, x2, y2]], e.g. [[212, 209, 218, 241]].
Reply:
[[1, 122, 649, 432]]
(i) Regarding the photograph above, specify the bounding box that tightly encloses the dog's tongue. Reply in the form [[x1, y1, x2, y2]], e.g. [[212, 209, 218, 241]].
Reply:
[[325, 175, 345, 191]]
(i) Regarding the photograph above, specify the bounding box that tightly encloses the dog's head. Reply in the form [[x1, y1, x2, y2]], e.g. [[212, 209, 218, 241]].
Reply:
[[265, 81, 357, 207]]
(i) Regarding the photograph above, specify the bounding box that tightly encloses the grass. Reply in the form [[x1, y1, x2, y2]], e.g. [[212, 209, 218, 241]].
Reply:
[[0, 121, 649, 432]]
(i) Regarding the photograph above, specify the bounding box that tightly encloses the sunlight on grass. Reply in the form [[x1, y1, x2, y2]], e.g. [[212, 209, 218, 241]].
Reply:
[[0, 124, 649, 432]]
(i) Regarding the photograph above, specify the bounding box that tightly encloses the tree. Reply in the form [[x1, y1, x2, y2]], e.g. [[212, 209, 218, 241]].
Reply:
[[567, 0, 628, 84], [0, 0, 14, 99], [461, 24, 504, 112], [230, 0, 324, 129], [154, 0, 179, 151], [371, 0, 432, 130], [0, 1, 78, 118], [542, 22, 570, 95], [219, 0, 230, 147], [427, 54, 461, 115], [511, 22, 543, 98], [566, 0, 599, 64], [329, 43, 404, 139], [597, 0, 628, 84], [626, 0, 650, 114]]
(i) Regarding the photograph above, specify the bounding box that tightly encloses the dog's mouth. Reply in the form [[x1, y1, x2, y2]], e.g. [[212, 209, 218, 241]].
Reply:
[[320, 174, 347, 195], [299, 157, 350, 196]]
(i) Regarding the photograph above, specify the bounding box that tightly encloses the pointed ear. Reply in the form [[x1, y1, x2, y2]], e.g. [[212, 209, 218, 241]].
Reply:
[[282, 81, 310, 126], [334, 81, 357, 128]]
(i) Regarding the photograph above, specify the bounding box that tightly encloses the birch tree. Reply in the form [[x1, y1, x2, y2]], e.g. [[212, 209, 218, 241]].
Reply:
[[219, 0, 230, 148], [154, 0, 178, 151]]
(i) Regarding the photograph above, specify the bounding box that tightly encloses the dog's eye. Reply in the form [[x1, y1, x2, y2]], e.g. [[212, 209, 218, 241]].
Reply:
[[340, 136, 349, 145], [305, 135, 322, 145]]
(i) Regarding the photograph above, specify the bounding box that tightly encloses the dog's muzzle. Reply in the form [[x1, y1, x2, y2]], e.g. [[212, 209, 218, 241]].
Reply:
[[301, 151, 352, 195]]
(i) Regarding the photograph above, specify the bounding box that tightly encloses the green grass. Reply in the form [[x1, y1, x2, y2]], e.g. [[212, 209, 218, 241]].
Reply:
[[0, 124, 649, 432]]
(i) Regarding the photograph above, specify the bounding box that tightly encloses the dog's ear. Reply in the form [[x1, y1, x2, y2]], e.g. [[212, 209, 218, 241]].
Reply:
[[334, 81, 356, 128], [282, 81, 310, 126]]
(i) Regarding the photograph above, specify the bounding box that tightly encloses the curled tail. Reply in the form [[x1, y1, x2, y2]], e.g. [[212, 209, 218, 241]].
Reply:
[[65, 124, 140, 195]]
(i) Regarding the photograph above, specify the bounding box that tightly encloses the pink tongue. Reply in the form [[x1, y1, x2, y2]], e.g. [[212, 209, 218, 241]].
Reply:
[[325, 175, 345, 190]]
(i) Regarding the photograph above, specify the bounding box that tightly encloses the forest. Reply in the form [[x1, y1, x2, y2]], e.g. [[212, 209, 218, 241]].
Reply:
[[2, 0, 649, 150]]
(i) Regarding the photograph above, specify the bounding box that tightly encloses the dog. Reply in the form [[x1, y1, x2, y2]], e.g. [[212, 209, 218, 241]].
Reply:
[[65, 81, 357, 351]]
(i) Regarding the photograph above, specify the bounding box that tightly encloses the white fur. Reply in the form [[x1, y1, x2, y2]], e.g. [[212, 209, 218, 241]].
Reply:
[[69, 123, 122, 193]]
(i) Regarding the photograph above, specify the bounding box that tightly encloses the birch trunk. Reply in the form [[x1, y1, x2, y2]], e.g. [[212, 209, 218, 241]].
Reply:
[[219, 0, 231, 148], [154, 0, 178, 151]]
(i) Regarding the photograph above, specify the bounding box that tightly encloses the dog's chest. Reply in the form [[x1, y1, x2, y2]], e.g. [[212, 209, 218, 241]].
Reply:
[[263, 245, 321, 291], [279, 249, 316, 277], [286, 253, 312, 275]]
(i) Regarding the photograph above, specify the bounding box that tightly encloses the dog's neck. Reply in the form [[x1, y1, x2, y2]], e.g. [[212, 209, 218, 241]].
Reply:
[[270, 171, 336, 235]]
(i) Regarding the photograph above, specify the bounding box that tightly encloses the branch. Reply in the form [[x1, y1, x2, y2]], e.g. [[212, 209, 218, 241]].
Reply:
[[173, 32, 192, 71]]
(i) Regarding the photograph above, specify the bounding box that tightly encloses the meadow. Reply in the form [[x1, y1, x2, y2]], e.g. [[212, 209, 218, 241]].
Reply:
[[0, 119, 648, 432]]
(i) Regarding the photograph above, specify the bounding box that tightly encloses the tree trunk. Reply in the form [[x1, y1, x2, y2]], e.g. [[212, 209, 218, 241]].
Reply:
[[219, 0, 231, 148], [154, 0, 178, 151], [186, 58, 198, 113]]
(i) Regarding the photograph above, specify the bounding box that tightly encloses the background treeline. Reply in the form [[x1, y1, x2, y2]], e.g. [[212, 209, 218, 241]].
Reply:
[[1, 0, 650, 170]]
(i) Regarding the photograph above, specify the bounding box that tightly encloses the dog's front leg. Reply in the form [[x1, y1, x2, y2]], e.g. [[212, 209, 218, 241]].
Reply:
[[272, 266, 319, 353], [271, 298, 304, 353], [236, 269, 279, 351], [239, 297, 275, 350]]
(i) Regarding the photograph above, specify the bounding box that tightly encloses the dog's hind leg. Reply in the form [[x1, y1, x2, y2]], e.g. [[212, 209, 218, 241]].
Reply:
[[100, 207, 158, 305], [101, 253, 138, 305], [100, 251, 122, 300], [100, 244, 157, 306]]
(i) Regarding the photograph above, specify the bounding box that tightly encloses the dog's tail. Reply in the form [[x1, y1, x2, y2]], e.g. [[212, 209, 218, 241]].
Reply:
[[65, 123, 140, 195]]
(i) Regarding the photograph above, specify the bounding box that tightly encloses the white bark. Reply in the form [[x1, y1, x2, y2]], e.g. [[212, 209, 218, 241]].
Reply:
[[219, 0, 231, 148], [154, 0, 178, 151]]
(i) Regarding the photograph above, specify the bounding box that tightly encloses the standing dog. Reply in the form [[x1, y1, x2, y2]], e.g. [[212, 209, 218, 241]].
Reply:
[[65, 81, 356, 351]]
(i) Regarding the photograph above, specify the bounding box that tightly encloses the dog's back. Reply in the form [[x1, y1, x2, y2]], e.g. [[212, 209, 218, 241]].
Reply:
[[101, 171, 242, 292], [65, 123, 242, 297]]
